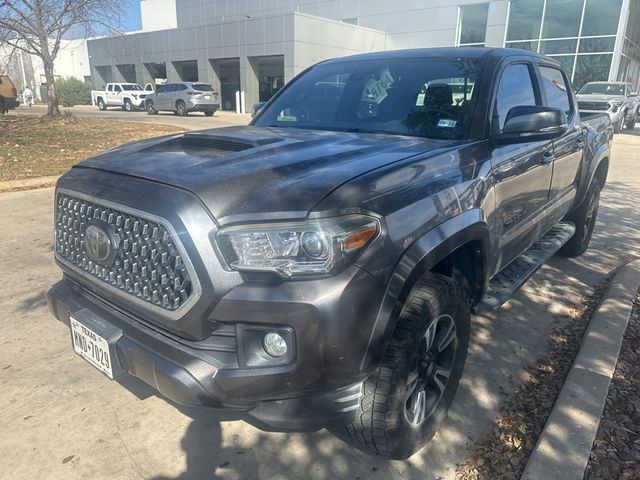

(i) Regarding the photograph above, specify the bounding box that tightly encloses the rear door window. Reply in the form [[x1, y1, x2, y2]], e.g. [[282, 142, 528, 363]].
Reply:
[[494, 63, 539, 131], [192, 84, 213, 92], [539, 66, 572, 117]]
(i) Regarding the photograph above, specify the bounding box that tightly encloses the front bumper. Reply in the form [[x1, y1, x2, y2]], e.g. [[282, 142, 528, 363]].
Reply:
[[47, 266, 383, 431]]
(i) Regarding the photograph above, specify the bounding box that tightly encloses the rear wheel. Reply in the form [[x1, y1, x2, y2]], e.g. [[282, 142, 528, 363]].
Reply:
[[176, 101, 188, 116], [204, 110, 215, 117], [123, 99, 133, 112], [336, 273, 470, 459], [558, 179, 601, 257], [97, 98, 107, 111]]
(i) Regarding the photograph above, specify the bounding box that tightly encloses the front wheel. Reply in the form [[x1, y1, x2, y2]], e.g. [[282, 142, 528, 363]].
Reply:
[[626, 112, 637, 130], [614, 116, 624, 134], [336, 273, 470, 459], [204, 110, 215, 117], [558, 179, 601, 257], [146, 101, 158, 115], [123, 99, 133, 112]]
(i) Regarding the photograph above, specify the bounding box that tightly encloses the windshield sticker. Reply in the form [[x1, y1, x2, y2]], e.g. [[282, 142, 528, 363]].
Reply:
[[437, 119, 458, 128], [363, 68, 395, 104]]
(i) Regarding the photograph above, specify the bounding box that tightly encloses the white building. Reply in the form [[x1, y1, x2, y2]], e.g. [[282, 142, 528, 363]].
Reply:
[[0, 38, 90, 101], [88, 0, 640, 111]]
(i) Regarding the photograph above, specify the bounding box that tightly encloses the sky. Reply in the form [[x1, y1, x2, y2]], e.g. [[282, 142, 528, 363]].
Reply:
[[122, 0, 142, 32]]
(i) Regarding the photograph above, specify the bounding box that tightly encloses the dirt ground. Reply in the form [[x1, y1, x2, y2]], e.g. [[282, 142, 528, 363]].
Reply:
[[0, 115, 183, 181], [584, 289, 640, 480]]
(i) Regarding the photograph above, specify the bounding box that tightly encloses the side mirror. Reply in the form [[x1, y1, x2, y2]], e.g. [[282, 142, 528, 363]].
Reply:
[[496, 106, 568, 143], [251, 101, 267, 118], [629, 92, 638, 98]]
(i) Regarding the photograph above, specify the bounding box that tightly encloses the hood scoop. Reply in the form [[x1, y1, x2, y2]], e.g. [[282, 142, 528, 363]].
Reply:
[[143, 132, 285, 158], [181, 132, 284, 151]]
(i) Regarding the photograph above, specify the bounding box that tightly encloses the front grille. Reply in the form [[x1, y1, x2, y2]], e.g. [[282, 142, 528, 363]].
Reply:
[[578, 101, 610, 111], [55, 193, 193, 312]]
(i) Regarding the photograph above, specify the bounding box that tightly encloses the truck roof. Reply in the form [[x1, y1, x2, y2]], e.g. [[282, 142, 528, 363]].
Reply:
[[320, 47, 552, 65]]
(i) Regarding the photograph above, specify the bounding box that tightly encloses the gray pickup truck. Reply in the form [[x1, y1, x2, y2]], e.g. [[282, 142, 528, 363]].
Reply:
[[577, 81, 639, 133], [48, 48, 612, 459]]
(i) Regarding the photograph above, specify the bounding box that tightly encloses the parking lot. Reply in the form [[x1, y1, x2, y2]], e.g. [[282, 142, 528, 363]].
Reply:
[[18, 104, 250, 130], [1, 130, 640, 480]]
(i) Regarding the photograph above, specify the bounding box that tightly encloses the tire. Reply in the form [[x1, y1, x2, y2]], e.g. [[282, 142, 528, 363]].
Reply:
[[558, 179, 601, 258], [146, 101, 158, 115], [176, 101, 188, 116], [204, 110, 215, 117], [123, 99, 133, 112], [614, 116, 624, 134], [626, 112, 637, 130], [336, 273, 470, 459], [97, 98, 107, 111]]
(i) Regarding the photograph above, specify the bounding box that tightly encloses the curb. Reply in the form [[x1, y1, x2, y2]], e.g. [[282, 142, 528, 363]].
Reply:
[[0, 175, 59, 193], [521, 259, 640, 480]]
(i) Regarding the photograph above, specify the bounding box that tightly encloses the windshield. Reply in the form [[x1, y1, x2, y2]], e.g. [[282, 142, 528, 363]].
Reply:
[[579, 83, 625, 95], [121, 84, 143, 91], [253, 57, 480, 140]]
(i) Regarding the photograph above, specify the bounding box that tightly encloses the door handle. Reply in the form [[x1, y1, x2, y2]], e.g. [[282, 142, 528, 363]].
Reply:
[[541, 150, 554, 164], [575, 139, 585, 149]]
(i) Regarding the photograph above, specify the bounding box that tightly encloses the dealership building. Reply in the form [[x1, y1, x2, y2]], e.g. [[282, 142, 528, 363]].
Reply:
[[88, 0, 640, 111]]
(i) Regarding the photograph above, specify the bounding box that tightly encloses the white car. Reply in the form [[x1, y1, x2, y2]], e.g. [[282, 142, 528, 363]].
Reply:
[[91, 83, 149, 112]]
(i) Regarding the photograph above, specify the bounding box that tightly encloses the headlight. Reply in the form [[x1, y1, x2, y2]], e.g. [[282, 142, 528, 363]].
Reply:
[[217, 215, 380, 278]]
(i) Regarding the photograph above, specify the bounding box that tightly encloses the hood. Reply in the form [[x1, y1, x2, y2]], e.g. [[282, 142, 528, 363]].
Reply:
[[78, 126, 457, 223], [577, 94, 622, 103]]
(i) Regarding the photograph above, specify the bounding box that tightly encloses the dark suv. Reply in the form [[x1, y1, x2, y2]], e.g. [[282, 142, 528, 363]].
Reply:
[[145, 82, 220, 116], [48, 48, 611, 459]]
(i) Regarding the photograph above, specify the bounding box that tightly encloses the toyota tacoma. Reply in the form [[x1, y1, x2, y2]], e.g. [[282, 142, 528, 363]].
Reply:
[[48, 48, 612, 459]]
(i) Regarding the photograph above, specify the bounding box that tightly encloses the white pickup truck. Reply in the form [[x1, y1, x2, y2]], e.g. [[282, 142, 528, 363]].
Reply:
[[91, 83, 149, 112]]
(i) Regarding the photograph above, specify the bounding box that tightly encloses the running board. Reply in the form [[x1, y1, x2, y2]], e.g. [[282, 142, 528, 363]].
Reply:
[[472, 222, 575, 315]]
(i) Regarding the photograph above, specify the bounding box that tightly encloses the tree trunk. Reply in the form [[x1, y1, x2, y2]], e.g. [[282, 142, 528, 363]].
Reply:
[[43, 58, 60, 116]]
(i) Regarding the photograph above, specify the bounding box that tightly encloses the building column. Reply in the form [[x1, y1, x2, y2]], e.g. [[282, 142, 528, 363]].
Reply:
[[166, 60, 180, 82], [207, 59, 222, 94], [136, 63, 153, 88], [240, 56, 260, 112], [610, 0, 632, 81]]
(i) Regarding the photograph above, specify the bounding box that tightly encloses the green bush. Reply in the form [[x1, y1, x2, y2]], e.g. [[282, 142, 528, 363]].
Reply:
[[55, 77, 92, 107]]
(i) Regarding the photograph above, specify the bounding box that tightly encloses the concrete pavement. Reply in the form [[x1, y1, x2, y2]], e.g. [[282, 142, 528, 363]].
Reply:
[[1, 132, 640, 479], [14, 104, 251, 130]]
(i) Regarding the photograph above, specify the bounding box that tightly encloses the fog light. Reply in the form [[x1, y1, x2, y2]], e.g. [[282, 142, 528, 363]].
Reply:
[[263, 332, 288, 358]]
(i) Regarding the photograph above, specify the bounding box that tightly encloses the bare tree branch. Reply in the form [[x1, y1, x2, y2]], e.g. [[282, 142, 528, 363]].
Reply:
[[0, 0, 126, 116]]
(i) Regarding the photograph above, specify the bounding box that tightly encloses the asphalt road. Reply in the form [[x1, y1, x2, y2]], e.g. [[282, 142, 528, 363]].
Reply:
[[15, 104, 251, 130], [1, 131, 640, 480]]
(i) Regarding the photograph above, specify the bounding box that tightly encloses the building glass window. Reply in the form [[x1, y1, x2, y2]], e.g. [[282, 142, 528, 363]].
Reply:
[[507, 0, 544, 41], [574, 55, 614, 88], [542, 0, 583, 39], [505, 0, 628, 89], [540, 39, 578, 55], [581, 0, 623, 36], [579, 37, 617, 53], [458, 3, 489, 46]]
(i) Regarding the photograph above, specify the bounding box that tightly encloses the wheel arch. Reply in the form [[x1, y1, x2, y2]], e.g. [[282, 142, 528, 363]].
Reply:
[[360, 209, 491, 372]]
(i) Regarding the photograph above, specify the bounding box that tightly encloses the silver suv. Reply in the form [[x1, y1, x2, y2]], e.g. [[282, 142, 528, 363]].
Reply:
[[145, 82, 220, 117], [577, 82, 639, 133]]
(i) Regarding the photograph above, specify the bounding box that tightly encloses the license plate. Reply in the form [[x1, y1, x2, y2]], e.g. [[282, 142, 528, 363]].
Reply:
[[204, 95, 211, 99], [70, 317, 114, 379]]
